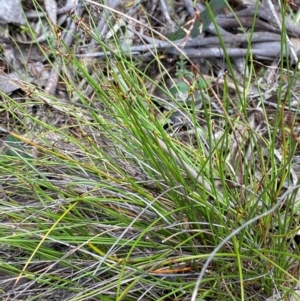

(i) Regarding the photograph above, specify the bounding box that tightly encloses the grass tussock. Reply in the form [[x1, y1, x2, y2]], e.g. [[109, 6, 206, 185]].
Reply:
[[1, 1, 300, 300]]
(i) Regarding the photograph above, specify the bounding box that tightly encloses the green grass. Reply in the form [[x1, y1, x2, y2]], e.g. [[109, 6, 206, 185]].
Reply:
[[1, 1, 300, 300]]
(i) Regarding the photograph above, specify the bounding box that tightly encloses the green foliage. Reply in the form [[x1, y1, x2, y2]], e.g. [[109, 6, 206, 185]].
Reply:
[[167, 55, 209, 103], [168, 0, 227, 40]]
